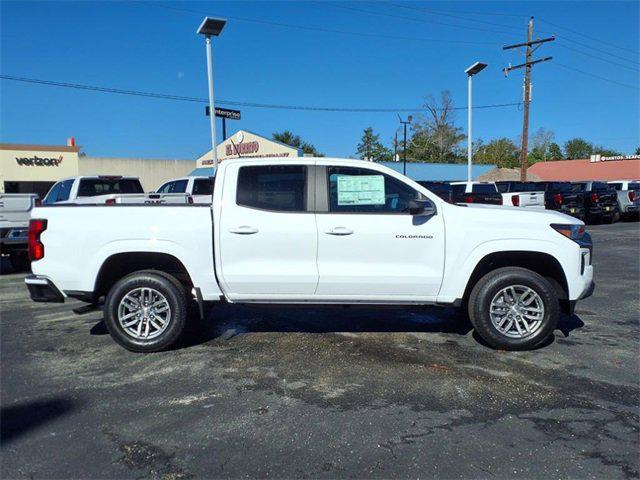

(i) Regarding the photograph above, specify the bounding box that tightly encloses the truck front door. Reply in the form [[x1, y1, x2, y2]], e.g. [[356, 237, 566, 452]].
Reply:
[[218, 163, 318, 300], [314, 165, 445, 301]]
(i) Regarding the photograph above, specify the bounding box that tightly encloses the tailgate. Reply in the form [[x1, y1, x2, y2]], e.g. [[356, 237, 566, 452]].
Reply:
[[0, 194, 37, 228], [518, 191, 545, 207]]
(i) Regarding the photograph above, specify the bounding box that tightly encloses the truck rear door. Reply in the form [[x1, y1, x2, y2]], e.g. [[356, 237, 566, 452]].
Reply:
[[217, 162, 318, 300]]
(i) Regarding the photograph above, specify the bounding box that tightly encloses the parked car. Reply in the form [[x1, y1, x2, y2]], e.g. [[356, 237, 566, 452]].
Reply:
[[43, 176, 191, 205], [0, 193, 38, 269], [571, 181, 619, 224], [25, 158, 593, 353], [534, 182, 585, 220], [448, 181, 503, 205], [607, 180, 640, 220], [416, 181, 454, 202], [156, 176, 214, 204], [495, 182, 545, 209]]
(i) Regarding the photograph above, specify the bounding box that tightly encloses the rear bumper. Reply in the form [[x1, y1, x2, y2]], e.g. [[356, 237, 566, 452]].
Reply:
[[25, 275, 65, 303]]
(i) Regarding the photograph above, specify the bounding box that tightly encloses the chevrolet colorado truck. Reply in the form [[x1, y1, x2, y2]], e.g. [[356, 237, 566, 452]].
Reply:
[[156, 175, 215, 204], [0, 193, 38, 270], [25, 158, 594, 352], [495, 182, 545, 209], [449, 181, 503, 205]]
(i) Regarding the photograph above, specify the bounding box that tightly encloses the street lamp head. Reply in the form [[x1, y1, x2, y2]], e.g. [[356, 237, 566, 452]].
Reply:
[[465, 61, 488, 76], [197, 17, 227, 36]]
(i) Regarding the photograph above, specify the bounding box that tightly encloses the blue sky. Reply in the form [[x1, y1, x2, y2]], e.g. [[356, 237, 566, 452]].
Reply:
[[1, 1, 638, 160]]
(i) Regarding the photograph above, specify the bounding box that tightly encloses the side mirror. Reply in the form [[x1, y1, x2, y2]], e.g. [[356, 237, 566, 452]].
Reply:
[[409, 199, 436, 216]]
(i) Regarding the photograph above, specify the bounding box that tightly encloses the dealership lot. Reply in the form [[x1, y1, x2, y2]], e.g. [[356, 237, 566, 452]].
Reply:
[[1, 222, 638, 479]]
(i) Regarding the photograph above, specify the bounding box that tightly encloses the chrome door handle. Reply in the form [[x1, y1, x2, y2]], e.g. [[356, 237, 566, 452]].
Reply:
[[229, 226, 259, 235], [325, 227, 354, 236]]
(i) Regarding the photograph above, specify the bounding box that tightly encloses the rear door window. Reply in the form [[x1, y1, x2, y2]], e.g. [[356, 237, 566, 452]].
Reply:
[[237, 165, 307, 212]]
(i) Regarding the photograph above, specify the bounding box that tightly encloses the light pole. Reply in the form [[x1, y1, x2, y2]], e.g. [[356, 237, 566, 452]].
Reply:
[[197, 17, 227, 170], [398, 114, 412, 176], [464, 62, 487, 182]]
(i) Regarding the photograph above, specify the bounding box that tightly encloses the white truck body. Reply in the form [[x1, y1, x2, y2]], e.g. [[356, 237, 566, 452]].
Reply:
[[495, 182, 546, 209], [43, 176, 192, 205], [26, 158, 594, 351], [156, 176, 214, 204]]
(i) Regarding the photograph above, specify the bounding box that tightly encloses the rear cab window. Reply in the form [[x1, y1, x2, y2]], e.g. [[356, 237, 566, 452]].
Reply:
[[193, 178, 214, 195], [237, 165, 307, 212], [471, 184, 498, 194], [77, 178, 143, 197]]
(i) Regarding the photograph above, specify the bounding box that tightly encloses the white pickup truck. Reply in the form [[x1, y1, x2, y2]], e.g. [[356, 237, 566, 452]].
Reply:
[[44, 176, 192, 205], [156, 175, 214, 204], [25, 158, 594, 352]]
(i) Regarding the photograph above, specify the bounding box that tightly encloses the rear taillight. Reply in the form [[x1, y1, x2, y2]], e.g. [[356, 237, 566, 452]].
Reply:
[[464, 195, 474, 203], [105, 198, 116, 205], [553, 193, 563, 205], [629, 191, 636, 202], [28, 219, 47, 261], [511, 195, 520, 207], [591, 193, 599, 203]]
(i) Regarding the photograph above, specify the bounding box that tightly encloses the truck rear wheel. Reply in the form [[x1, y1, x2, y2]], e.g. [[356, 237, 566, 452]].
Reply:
[[104, 270, 187, 352], [468, 267, 559, 351]]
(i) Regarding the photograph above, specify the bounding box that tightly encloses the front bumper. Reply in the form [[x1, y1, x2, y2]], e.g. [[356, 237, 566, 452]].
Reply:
[[25, 275, 65, 303]]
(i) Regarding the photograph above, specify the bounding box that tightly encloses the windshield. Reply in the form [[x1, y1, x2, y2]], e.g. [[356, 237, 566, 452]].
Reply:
[[471, 184, 498, 194], [77, 178, 144, 197], [571, 183, 587, 193]]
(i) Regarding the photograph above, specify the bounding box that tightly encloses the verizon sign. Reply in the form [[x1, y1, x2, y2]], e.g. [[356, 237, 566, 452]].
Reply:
[[15, 155, 64, 167]]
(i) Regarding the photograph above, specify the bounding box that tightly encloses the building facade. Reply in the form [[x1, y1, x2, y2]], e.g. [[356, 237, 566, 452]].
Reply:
[[196, 130, 302, 168], [1, 142, 196, 196], [527, 155, 640, 181]]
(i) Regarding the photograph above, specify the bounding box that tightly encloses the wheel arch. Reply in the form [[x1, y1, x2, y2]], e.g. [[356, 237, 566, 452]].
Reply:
[[94, 252, 194, 299], [462, 250, 569, 306]]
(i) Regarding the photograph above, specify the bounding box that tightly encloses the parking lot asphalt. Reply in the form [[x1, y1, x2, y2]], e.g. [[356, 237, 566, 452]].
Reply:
[[1, 222, 639, 479]]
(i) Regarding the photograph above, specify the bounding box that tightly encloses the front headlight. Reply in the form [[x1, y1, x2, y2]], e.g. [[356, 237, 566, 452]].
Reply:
[[550, 223, 586, 242]]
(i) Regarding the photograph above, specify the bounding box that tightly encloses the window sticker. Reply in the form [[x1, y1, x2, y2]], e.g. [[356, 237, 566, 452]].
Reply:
[[337, 175, 385, 205]]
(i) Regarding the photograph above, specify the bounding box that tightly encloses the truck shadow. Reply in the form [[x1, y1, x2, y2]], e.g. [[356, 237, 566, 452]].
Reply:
[[172, 304, 585, 351], [1, 397, 77, 445]]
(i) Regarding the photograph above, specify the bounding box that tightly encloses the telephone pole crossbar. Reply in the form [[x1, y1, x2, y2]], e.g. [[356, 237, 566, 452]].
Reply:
[[502, 17, 554, 182]]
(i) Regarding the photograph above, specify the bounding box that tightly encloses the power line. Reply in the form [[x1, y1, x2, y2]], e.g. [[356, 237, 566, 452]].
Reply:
[[555, 35, 640, 65], [552, 62, 640, 90], [539, 18, 639, 55], [555, 43, 640, 72], [319, 2, 520, 39], [144, 2, 495, 46], [0, 74, 523, 112]]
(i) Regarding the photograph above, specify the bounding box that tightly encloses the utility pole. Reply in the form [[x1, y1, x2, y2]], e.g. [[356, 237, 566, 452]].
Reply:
[[503, 17, 554, 181], [398, 115, 412, 175]]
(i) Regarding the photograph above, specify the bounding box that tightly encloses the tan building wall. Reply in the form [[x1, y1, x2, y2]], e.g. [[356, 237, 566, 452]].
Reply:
[[80, 157, 196, 191], [1, 143, 80, 192], [196, 130, 302, 167]]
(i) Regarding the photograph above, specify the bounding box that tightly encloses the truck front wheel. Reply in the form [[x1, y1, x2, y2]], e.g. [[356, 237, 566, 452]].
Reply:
[[468, 267, 559, 351], [104, 270, 187, 352]]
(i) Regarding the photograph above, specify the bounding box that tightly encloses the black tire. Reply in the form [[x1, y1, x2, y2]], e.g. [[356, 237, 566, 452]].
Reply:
[[104, 270, 187, 352], [468, 267, 559, 351]]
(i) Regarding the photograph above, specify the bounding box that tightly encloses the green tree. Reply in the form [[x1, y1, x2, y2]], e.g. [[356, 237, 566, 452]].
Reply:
[[635, 146, 640, 155], [474, 138, 520, 168], [408, 91, 466, 163], [563, 138, 593, 159], [356, 127, 392, 162], [548, 142, 564, 160], [592, 145, 622, 157], [272, 130, 324, 156]]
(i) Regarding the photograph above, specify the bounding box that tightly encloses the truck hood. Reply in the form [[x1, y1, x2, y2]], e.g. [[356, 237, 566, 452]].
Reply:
[[457, 202, 583, 225]]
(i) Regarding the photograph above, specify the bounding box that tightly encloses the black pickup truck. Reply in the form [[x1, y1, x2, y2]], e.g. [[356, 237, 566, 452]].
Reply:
[[533, 182, 585, 220], [571, 181, 619, 224], [417, 181, 503, 205]]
